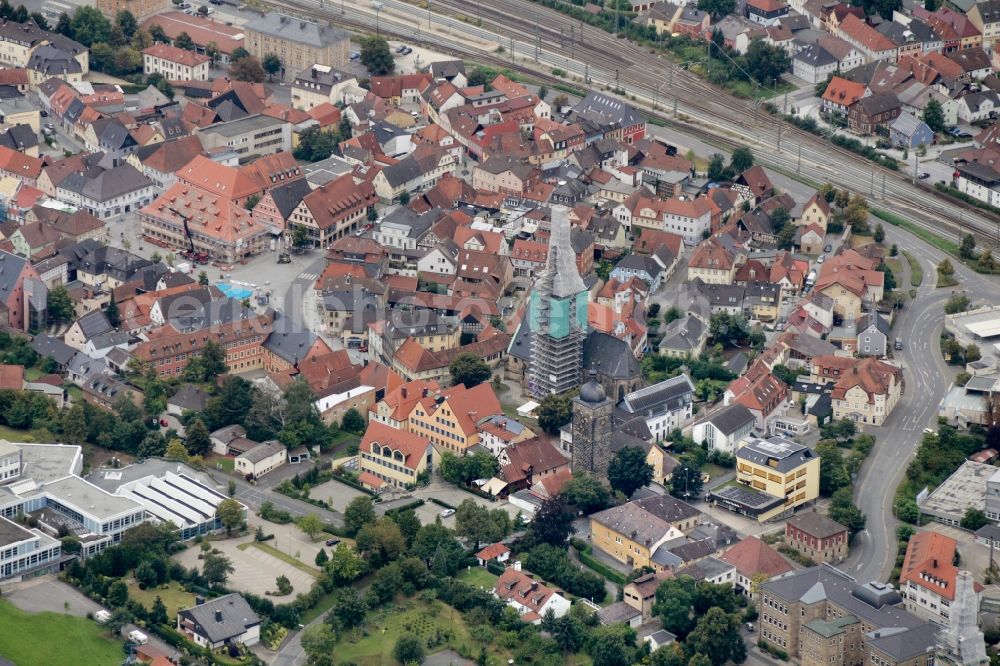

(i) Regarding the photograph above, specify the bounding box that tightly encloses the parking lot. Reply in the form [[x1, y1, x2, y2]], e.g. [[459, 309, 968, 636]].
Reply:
[[309, 478, 368, 512]]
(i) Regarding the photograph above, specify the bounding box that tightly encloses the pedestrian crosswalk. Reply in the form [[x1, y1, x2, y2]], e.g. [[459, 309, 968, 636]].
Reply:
[[297, 272, 319, 281]]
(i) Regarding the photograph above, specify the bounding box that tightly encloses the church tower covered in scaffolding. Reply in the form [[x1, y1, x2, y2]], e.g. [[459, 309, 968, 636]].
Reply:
[[528, 205, 589, 398]]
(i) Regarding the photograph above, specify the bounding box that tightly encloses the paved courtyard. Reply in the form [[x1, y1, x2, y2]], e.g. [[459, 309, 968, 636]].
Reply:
[[4, 578, 101, 617], [173, 525, 318, 598], [310, 479, 367, 512]]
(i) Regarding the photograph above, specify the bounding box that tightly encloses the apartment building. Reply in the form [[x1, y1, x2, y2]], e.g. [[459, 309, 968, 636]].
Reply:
[[143, 44, 211, 81], [358, 421, 435, 489], [589, 494, 701, 570], [243, 12, 350, 78], [291, 65, 365, 109], [196, 114, 291, 160], [785, 512, 849, 564], [711, 435, 819, 522], [759, 566, 933, 666], [900, 532, 981, 625], [287, 173, 378, 248], [406, 382, 503, 455]]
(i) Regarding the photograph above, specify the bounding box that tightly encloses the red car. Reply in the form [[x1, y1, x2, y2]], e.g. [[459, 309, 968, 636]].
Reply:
[[160, 419, 168, 427]]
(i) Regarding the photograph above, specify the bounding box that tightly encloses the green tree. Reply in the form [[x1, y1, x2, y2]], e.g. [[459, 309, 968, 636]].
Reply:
[[296, 513, 325, 541], [960, 233, 977, 259], [894, 497, 921, 523], [105, 607, 133, 636], [61, 403, 88, 444], [185, 418, 211, 456], [686, 607, 746, 666], [216, 498, 244, 536], [670, 464, 703, 500], [449, 352, 492, 387], [341, 407, 365, 433], [524, 495, 574, 548], [697, 0, 735, 18], [173, 30, 195, 50], [165, 439, 188, 461], [197, 270, 209, 286], [135, 560, 158, 587], [828, 487, 866, 537], [560, 473, 610, 514], [202, 550, 234, 585], [944, 293, 970, 314], [938, 258, 955, 277], [46, 285, 74, 323], [455, 499, 503, 550], [205, 41, 219, 66], [607, 446, 654, 498], [537, 393, 572, 435], [149, 596, 168, 625], [293, 125, 339, 162], [326, 542, 365, 584], [745, 38, 789, 86], [874, 223, 886, 244], [389, 508, 422, 546], [344, 496, 376, 536], [69, 6, 112, 46], [55, 11, 71, 36], [230, 55, 265, 82], [393, 635, 425, 664], [356, 518, 406, 567], [275, 574, 293, 595], [923, 98, 946, 133], [961, 507, 989, 531], [730, 147, 754, 174], [769, 207, 790, 234], [105, 298, 120, 328], [262, 53, 282, 80], [107, 579, 129, 607], [588, 624, 638, 666], [114, 9, 137, 40], [300, 624, 337, 666], [707, 153, 727, 182], [816, 440, 850, 496], [653, 576, 696, 637], [315, 548, 329, 567], [230, 46, 249, 61], [199, 339, 227, 381], [360, 35, 394, 75]]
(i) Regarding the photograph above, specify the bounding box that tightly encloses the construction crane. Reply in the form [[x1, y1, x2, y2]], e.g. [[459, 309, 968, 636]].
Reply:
[[166, 206, 196, 255]]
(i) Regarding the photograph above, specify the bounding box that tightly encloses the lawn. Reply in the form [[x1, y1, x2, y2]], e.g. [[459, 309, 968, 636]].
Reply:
[[127, 579, 197, 618], [456, 566, 498, 590], [0, 598, 122, 666], [207, 455, 235, 472], [333, 598, 510, 665], [238, 541, 318, 577]]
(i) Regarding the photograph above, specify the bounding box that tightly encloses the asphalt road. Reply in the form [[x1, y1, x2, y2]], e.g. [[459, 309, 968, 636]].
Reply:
[[843, 226, 1000, 584]]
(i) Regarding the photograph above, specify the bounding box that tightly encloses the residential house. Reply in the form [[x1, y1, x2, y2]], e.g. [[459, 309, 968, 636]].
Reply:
[[720, 536, 795, 598], [821, 76, 868, 117], [618, 375, 696, 441], [969, 1, 1000, 47], [848, 92, 902, 134], [407, 382, 503, 455], [292, 65, 365, 110], [691, 403, 757, 454], [177, 594, 260, 649], [900, 531, 981, 625], [372, 145, 457, 202], [785, 512, 849, 564], [0, 249, 44, 331], [836, 14, 898, 62], [288, 173, 377, 248], [856, 312, 890, 357], [234, 441, 287, 479], [889, 111, 934, 148], [359, 421, 435, 489], [814, 249, 884, 319], [957, 90, 1000, 122], [494, 566, 571, 623], [747, 0, 789, 26], [143, 44, 210, 81], [658, 312, 708, 358], [687, 236, 740, 284], [589, 494, 701, 570], [140, 12, 246, 64]]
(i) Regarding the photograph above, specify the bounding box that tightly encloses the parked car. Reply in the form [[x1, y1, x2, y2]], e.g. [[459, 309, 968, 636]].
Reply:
[[918, 172, 931, 180], [817, 255, 825, 264], [402, 46, 413, 54], [823, 244, 832, 253], [395, 44, 407, 54], [439, 508, 455, 518], [349, 51, 360, 61], [325, 538, 340, 547], [39, 109, 47, 117], [895, 337, 903, 350]]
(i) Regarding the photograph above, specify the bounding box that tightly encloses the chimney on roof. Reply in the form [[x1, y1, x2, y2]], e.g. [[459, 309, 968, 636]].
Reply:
[[215, 610, 223, 622], [513, 560, 521, 571], [401, 386, 407, 398]]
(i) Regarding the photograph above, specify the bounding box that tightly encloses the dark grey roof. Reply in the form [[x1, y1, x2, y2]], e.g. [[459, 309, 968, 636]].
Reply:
[[268, 178, 313, 220], [737, 436, 815, 473], [695, 282, 745, 307], [262, 330, 320, 364], [87, 330, 130, 350], [61, 163, 152, 203], [169, 384, 208, 411], [0, 250, 28, 305], [379, 206, 435, 237], [27, 45, 82, 76], [866, 626, 937, 661], [613, 254, 662, 279], [239, 441, 285, 464], [962, 90, 1000, 113], [667, 537, 716, 562], [659, 313, 706, 352], [31, 334, 75, 365], [786, 511, 847, 539], [975, 523, 1000, 540], [95, 118, 137, 152], [633, 493, 700, 522], [570, 91, 643, 128], [761, 566, 924, 632], [620, 374, 694, 415], [0, 19, 48, 46], [957, 160, 1000, 184], [695, 403, 756, 435], [582, 331, 641, 380], [78, 246, 154, 284], [178, 594, 260, 644], [857, 92, 900, 116], [372, 120, 407, 145], [726, 352, 749, 375], [596, 601, 642, 624], [795, 43, 837, 67], [858, 312, 890, 336], [250, 12, 349, 48], [0, 124, 38, 152], [430, 60, 466, 80], [74, 310, 113, 339], [675, 555, 736, 581]]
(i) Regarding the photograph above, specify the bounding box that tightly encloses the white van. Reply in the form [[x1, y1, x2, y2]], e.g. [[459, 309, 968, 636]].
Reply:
[[94, 610, 112, 624], [127, 630, 148, 645]]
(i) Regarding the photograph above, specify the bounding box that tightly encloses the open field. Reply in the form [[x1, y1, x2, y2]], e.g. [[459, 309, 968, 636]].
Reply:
[[0, 598, 122, 666]]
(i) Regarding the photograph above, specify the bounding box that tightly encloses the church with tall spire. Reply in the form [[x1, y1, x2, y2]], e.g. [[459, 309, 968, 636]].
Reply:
[[528, 205, 590, 398]]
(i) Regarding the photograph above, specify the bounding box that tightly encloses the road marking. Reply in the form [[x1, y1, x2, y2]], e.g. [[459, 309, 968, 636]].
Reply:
[[297, 272, 319, 281]]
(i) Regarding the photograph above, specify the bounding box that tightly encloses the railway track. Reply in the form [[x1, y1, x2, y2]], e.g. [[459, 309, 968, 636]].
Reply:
[[278, 0, 1000, 255]]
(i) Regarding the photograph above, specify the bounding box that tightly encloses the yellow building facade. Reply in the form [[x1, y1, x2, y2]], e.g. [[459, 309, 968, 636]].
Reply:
[[735, 436, 820, 522]]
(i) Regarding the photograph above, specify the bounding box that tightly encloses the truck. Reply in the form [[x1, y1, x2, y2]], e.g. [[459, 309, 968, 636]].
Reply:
[[175, 261, 192, 274], [127, 630, 148, 645]]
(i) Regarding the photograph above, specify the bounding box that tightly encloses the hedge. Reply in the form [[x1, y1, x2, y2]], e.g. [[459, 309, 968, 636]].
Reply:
[[486, 560, 507, 576], [577, 544, 627, 585], [429, 497, 457, 510], [327, 473, 376, 496], [384, 499, 426, 515]]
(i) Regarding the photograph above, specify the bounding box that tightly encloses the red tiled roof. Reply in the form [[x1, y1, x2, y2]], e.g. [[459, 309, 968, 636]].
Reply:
[[476, 542, 511, 560], [360, 421, 432, 470], [143, 43, 211, 68], [720, 536, 794, 578]]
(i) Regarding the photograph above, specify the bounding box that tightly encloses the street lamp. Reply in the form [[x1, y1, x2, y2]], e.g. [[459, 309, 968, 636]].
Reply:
[[371, 1, 384, 36]]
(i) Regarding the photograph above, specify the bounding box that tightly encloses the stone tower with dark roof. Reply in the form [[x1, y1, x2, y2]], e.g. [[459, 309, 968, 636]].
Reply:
[[571, 370, 613, 477]]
